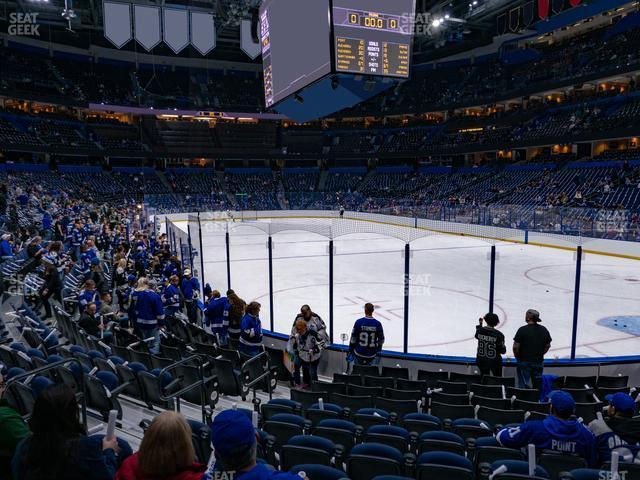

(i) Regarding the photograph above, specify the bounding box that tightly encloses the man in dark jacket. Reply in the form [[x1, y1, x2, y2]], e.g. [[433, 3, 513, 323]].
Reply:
[[512, 309, 552, 388], [588, 392, 640, 465], [497, 390, 598, 466], [0, 373, 29, 479]]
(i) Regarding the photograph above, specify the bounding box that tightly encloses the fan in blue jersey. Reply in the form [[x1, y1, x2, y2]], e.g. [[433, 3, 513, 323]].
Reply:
[[161, 275, 183, 318], [205, 290, 229, 346], [348, 303, 385, 366], [588, 392, 640, 465], [77, 279, 100, 313], [497, 390, 598, 466], [239, 301, 263, 359], [132, 277, 165, 354], [181, 269, 200, 324]]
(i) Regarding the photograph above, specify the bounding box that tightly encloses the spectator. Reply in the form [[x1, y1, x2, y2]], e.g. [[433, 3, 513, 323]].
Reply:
[[180, 269, 200, 324], [0, 373, 29, 479], [0, 233, 14, 258], [12, 384, 130, 480], [225, 289, 246, 343], [78, 279, 100, 313], [289, 305, 328, 387], [205, 290, 229, 346], [132, 277, 165, 354], [203, 410, 299, 480], [475, 313, 506, 377], [115, 411, 206, 480], [79, 302, 112, 342], [497, 390, 598, 466], [289, 318, 325, 389], [348, 303, 385, 366], [162, 275, 183, 319], [239, 301, 263, 359], [588, 393, 640, 465], [512, 309, 552, 388]]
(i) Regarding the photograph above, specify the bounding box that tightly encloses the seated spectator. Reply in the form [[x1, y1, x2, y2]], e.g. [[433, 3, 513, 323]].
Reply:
[[79, 302, 113, 342], [204, 410, 299, 480], [115, 411, 205, 480], [588, 393, 640, 464], [497, 390, 598, 466], [0, 373, 30, 479], [12, 383, 130, 480]]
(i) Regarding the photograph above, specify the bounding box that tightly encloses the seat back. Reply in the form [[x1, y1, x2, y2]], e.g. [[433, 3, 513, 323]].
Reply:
[[476, 407, 525, 428], [347, 443, 405, 480], [376, 397, 420, 418], [291, 388, 328, 410], [539, 453, 587, 480], [430, 402, 475, 421], [332, 393, 375, 413], [352, 364, 380, 377], [212, 357, 243, 397], [381, 366, 409, 380]]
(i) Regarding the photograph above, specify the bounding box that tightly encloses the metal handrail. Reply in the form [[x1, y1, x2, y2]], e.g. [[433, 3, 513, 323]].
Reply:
[[157, 354, 218, 423]]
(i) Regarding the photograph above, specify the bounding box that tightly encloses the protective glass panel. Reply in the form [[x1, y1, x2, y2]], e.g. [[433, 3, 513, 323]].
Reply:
[[409, 234, 491, 356], [228, 224, 271, 330], [495, 239, 575, 360], [271, 229, 329, 337], [333, 233, 405, 352], [576, 249, 640, 358]]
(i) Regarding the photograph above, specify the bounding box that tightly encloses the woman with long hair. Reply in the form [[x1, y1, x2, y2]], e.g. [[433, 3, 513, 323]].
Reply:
[[12, 384, 126, 480], [115, 411, 205, 480], [225, 289, 246, 343]]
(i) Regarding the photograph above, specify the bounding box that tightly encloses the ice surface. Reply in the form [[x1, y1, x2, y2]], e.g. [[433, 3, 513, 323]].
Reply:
[[186, 218, 640, 359]]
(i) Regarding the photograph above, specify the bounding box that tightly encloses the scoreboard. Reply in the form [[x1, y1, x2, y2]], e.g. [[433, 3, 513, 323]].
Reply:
[[260, 0, 415, 108], [333, 0, 414, 77]]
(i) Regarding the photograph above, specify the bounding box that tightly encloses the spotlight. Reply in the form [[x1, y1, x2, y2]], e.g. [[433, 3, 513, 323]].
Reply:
[[431, 18, 442, 27], [331, 76, 339, 90], [293, 94, 304, 104]]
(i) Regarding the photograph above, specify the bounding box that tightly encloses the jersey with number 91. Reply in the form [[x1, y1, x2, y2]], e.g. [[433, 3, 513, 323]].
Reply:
[[350, 316, 385, 359]]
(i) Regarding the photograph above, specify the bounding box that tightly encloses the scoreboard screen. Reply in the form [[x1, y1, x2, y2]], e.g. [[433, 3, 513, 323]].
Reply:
[[260, 0, 332, 107], [333, 0, 414, 77]]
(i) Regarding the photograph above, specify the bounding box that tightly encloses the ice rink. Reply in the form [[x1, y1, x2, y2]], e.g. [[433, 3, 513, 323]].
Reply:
[[175, 216, 640, 359]]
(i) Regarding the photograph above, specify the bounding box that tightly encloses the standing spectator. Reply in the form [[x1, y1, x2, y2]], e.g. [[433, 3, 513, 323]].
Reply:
[[132, 277, 165, 354], [588, 393, 640, 465], [289, 305, 328, 387], [497, 390, 598, 466], [77, 280, 100, 313], [180, 269, 200, 324], [289, 319, 325, 389], [348, 303, 384, 366], [513, 309, 552, 388], [239, 301, 263, 359], [0, 373, 30, 479], [205, 290, 229, 346], [12, 384, 131, 480], [475, 313, 506, 377], [162, 275, 183, 319], [225, 289, 246, 343], [203, 410, 299, 480], [115, 411, 205, 480]]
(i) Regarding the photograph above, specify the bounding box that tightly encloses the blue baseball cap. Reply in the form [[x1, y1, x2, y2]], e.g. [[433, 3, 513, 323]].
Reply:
[[90, 257, 101, 266], [549, 390, 575, 416], [606, 393, 636, 415], [210, 409, 256, 458], [127, 274, 137, 282]]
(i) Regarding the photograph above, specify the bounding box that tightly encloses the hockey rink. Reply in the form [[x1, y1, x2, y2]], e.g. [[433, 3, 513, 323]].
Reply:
[[173, 217, 640, 359]]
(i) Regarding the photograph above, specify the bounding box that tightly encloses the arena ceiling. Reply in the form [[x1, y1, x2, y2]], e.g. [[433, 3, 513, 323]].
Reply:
[[0, 0, 526, 62]]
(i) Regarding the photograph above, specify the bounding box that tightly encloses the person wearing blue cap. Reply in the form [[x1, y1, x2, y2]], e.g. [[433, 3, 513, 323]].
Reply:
[[203, 409, 300, 480], [497, 390, 598, 466], [588, 392, 640, 465]]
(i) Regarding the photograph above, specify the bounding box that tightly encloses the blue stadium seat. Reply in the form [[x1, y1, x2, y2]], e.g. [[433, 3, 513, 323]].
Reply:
[[347, 443, 406, 480], [416, 451, 474, 480]]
